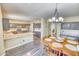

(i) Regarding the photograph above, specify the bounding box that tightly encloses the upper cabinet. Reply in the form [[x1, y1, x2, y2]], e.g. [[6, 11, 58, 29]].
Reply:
[[70, 23, 79, 30], [61, 22, 79, 30], [2, 19, 31, 33], [61, 23, 70, 29]]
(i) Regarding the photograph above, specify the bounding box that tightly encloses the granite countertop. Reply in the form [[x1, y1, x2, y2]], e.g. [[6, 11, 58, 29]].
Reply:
[[3, 32, 34, 40]]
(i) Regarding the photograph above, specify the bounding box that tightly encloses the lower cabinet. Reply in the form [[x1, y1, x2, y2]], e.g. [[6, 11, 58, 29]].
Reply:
[[4, 35, 33, 51]]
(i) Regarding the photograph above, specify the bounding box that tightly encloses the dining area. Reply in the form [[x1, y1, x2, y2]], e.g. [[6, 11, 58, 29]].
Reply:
[[42, 19, 79, 56], [43, 36, 79, 56]]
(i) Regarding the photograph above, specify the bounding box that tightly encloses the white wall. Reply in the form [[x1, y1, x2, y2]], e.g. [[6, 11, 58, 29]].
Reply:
[[48, 22, 51, 34], [50, 23, 55, 35], [41, 18, 48, 39], [64, 16, 79, 22], [29, 23, 33, 32], [56, 23, 61, 37], [0, 5, 5, 56]]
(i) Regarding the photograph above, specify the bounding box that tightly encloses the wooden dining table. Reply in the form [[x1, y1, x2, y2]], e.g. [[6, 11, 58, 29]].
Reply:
[[43, 37, 79, 56]]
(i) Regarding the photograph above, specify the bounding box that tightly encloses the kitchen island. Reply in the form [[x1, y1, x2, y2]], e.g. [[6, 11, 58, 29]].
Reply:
[[4, 32, 34, 51]]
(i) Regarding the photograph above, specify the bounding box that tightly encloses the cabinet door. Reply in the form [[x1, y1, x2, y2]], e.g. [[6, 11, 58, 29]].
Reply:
[[71, 23, 79, 30], [61, 22, 79, 30], [5, 35, 33, 50], [19, 36, 33, 44], [5, 38, 22, 49], [61, 23, 71, 29]]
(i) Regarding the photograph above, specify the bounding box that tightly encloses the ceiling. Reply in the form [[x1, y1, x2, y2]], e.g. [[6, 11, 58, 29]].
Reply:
[[1, 3, 79, 20]]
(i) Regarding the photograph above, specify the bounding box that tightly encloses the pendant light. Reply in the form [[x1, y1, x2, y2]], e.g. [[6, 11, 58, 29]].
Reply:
[[48, 3, 64, 23]]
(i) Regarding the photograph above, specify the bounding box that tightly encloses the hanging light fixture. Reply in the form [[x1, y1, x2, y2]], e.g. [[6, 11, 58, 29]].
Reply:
[[48, 3, 64, 22]]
